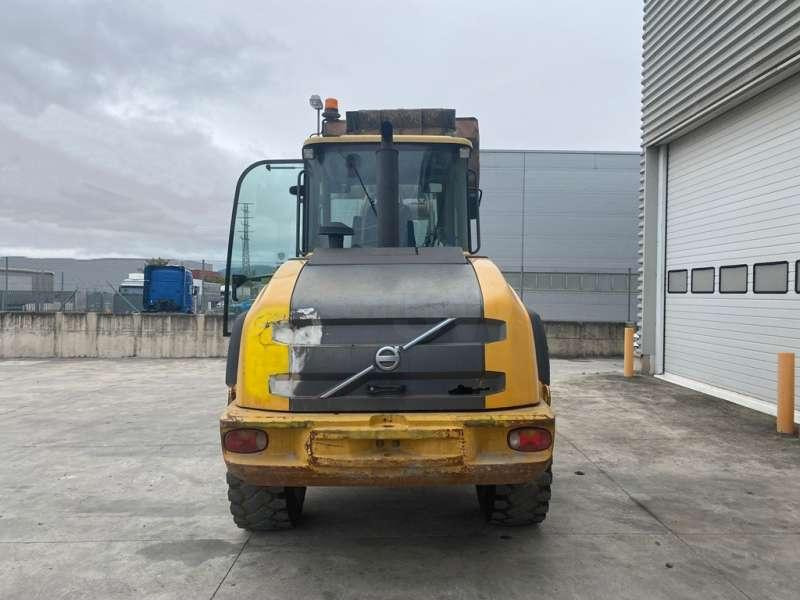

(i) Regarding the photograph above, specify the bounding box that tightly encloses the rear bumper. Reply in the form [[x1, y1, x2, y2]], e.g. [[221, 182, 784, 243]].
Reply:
[[220, 402, 555, 486]]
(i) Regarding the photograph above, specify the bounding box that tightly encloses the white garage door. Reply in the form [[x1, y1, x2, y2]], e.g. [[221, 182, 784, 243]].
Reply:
[[664, 74, 800, 408]]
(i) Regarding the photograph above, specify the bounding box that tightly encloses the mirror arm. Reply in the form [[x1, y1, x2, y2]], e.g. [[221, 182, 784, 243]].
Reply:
[[473, 199, 481, 253], [295, 170, 306, 256]]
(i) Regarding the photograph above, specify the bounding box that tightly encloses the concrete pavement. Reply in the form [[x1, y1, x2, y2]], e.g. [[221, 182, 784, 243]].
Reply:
[[0, 358, 798, 599]]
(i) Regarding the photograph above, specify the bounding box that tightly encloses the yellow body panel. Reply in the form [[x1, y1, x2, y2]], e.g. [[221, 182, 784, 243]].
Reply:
[[221, 403, 554, 486], [237, 259, 305, 411], [470, 257, 539, 409], [227, 254, 553, 487], [303, 134, 472, 147]]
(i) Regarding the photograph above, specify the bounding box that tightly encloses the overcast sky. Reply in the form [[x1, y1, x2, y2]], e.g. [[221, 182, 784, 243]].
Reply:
[[0, 0, 643, 263]]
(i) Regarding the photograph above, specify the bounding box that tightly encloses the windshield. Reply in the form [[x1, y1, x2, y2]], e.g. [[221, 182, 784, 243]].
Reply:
[[304, 143, 468, 249]]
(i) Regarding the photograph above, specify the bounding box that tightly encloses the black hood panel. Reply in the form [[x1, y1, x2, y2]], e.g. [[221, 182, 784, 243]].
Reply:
[[292, 250, 482, 321], [284, 248, 495, 411]]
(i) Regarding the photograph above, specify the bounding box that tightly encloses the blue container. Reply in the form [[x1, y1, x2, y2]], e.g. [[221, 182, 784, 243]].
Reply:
[[143, 265, 194, 313]]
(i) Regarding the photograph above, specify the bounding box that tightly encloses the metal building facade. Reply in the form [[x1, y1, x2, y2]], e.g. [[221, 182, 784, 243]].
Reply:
[[639, 0, 800, 417], [640, 0, 800, 146], [481, 150, 639, 322]]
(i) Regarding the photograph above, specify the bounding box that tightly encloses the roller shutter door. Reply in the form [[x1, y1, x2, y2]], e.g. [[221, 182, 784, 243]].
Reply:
[[664, 74, 800, 406]]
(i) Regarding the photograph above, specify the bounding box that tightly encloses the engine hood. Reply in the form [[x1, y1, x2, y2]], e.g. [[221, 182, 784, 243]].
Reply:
[[280, 247, 499, 411], [292, 247, 482, 320], [234, 249, 539, 413]]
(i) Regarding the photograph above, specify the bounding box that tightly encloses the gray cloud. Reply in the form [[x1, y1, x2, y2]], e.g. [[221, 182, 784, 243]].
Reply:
[[0, 116, 233, 260], [0, 0, 643, 260], [0, 0, 282, 117]]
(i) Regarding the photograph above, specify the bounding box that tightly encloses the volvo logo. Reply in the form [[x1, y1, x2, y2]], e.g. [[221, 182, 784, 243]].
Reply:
[[318, 318, 455, 400], [375, 345, 401, 371]]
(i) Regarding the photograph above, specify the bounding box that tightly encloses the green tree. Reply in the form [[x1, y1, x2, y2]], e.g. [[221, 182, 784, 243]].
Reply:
[[146, 257, 170, 266]]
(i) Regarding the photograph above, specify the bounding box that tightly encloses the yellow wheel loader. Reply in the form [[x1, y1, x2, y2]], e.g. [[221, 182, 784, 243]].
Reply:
[[221, 100, 554, 530]]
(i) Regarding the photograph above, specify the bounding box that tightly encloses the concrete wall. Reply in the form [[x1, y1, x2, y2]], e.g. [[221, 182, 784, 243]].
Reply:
[[544, 321, 624, 359], [0, 312, 228, 358], [0, 313, 623, 360]]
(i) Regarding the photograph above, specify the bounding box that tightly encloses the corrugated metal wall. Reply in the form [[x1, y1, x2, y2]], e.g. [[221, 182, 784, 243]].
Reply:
[[664, 73, 800, 405], [638, 0, 800, 346], [642, 0, 800, 144], [481, 150, 639, 322]]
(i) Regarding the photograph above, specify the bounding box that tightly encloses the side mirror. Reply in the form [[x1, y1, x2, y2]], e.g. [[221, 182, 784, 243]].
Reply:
[[467, 187, 482, 254], [289, 184, 304, 196], [467, 188, 482, 219], [467, 168, 479, 189]]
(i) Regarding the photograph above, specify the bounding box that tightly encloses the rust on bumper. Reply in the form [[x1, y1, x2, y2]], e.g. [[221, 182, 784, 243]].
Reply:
[[221, 403, 555, 487]]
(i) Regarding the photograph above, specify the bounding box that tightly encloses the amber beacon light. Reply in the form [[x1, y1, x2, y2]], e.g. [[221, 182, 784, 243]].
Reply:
[[323, 97, 340, 120]]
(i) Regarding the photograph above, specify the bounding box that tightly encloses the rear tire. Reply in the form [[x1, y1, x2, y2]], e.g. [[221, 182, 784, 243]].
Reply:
[[477, 466, 552, 526], [226, 472, 306, 531]]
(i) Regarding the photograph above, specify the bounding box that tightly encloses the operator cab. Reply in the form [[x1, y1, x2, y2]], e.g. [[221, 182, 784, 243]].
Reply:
[[223, 103, 481, 334]]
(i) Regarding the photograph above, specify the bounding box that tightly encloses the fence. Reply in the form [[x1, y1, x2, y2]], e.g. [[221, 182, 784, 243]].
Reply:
[[1, 274, 637, 322], [0, 257, 224, 315], [502, 270, 638, 323], [0, 289, 225, 315]]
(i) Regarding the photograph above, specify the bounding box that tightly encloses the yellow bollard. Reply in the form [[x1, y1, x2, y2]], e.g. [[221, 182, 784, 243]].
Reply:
[[777, 352, 796, 435], [624, 326, 635, 378]]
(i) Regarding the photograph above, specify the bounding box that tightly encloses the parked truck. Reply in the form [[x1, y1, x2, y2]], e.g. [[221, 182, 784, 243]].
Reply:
[[220, 100, 553, 530], [143, 265, 194, 313]]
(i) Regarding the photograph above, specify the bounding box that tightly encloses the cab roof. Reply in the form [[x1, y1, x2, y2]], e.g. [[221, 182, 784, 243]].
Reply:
[[303, 134, 472, 148]]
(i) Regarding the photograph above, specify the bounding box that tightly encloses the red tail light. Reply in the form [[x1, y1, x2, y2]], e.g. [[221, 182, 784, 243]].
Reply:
[[223, 429, 268, 453], [507, 427, 552, 452]]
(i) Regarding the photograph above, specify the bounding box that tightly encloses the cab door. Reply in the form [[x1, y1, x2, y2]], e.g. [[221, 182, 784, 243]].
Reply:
[[224, 160, 304, 335]]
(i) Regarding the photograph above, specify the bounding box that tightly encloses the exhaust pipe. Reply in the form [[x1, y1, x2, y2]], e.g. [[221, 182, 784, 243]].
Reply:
[[376, 121, 399, 247]]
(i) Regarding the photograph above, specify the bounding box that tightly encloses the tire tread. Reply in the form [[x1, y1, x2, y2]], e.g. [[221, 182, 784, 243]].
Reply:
[[226, 472, 304, 531], [478, 466, 553, 526]]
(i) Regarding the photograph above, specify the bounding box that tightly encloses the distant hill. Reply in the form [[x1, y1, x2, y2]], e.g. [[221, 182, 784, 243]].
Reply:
[[4, 257, 214, 291]]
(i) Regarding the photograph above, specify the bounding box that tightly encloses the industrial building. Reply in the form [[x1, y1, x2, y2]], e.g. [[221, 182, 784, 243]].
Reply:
[[638, 1, 800, 417], [0, 267, 64, 311], [1, 267, 54, 292], [481, 150, 640, 322]]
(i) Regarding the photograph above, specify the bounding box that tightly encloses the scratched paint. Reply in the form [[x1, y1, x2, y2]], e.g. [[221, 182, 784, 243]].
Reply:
[[272, 308, 323, 347], [269, 308, 323, 397]]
